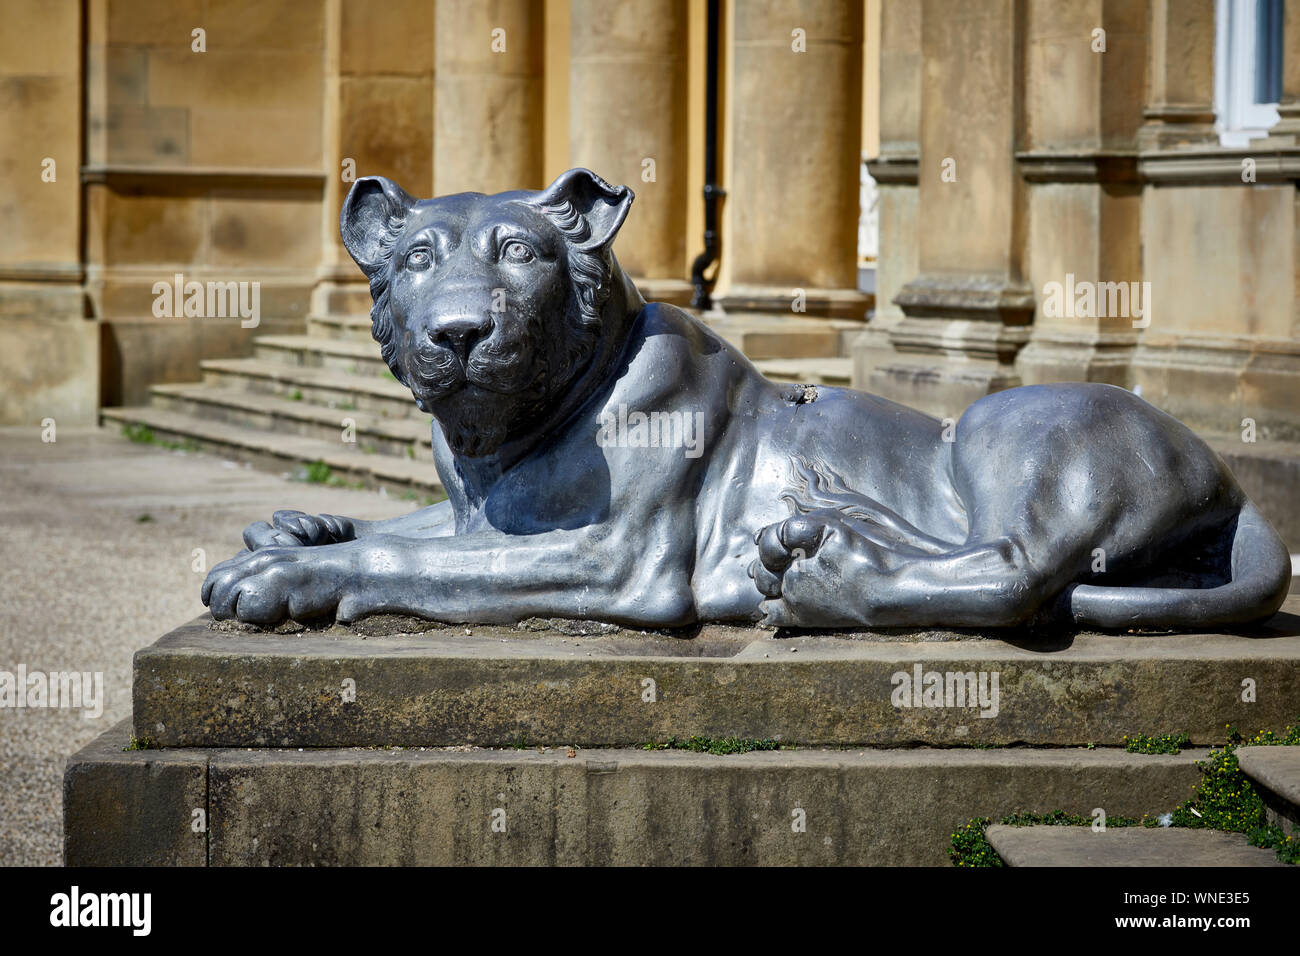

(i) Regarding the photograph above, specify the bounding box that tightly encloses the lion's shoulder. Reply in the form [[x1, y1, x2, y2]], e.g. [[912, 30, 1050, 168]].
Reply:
[[633, 300, 735, 358], [609, 300, 769, 413]]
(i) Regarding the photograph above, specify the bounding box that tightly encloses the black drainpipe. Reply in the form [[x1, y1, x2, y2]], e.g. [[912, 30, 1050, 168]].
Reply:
[[689, 0, 724, 310]]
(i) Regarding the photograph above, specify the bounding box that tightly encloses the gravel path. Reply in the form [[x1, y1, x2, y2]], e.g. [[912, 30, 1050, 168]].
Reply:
[[0, 426, 419, 866]]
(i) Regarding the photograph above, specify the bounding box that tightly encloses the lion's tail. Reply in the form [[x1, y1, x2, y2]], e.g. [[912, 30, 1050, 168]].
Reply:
[[1068, 501, 1291, 630]]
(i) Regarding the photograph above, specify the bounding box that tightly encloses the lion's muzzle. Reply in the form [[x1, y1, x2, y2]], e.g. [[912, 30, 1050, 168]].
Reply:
[[427, 312, 493, 364]]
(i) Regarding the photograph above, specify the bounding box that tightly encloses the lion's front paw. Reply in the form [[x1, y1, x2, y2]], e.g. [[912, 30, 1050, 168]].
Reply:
[[201, 541, 378, 624], [748, 511, 888, 628], [241, 510, 357, 551]]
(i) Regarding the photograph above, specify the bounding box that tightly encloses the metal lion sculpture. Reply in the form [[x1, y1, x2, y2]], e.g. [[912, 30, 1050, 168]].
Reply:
[[202, 169, 1291, 633]]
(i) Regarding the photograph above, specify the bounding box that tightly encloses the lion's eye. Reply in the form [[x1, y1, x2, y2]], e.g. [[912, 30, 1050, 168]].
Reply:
[[406, 247, 433, 270], [501, 239, 535, 264]]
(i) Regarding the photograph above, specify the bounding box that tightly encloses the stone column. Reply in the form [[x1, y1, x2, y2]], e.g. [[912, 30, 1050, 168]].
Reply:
[[862, 0, 1032, 419], [1014, 0, 1146, 388], [435, 0, 544, 195], [1137, 0, 1217, 149], [852, 0, 920, 387], [315, 0, 435, 318], [713, 0, 868, 326], [569, 0, 689, 297], [0, 0, 92, 424]]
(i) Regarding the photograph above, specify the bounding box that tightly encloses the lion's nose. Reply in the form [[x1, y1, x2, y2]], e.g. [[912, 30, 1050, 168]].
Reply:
[[427, 313, 492, 360]]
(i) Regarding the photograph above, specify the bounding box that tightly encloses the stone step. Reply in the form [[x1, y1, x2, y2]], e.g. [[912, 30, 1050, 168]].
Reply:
[[753, 357, 853, 387], [314, 284, 373, 316], [253, 333, 388, 377], [100, 406, 443, 498], [201, 357, 419, 420], [1236, 746, 1300, 834], [985, 824, 1288, 867], [65, 719, 1203, 866], [307, 312, 374, 342], [149, 382, 434, 461], [133, 598, 1300, 749]]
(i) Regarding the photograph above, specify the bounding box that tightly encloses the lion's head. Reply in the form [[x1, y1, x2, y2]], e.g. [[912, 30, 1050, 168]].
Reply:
[[340, 168, 635, 458]]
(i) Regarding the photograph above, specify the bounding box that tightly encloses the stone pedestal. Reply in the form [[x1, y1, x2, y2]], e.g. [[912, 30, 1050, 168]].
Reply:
[[62, 597, 1300, 865], [131, 614, 1300, 750], [65, 718, 1205, 867]]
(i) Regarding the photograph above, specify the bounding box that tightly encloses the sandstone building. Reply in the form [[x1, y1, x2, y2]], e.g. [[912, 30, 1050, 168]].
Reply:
[[2, 0, 1296, 544]]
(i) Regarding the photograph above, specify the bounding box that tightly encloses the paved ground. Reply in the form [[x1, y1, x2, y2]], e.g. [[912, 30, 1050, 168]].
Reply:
[[0, 425, 419, 866]]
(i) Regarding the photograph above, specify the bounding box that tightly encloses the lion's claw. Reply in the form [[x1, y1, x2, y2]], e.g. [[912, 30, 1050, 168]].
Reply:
[[752, 509, 893, 627]]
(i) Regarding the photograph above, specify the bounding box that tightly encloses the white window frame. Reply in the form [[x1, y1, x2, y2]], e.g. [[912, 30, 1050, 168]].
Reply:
[[1215, 0, 1282, 146]]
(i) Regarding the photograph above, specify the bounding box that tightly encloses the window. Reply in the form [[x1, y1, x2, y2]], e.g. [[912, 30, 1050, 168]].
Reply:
[[1215, 0, 1284, 146]]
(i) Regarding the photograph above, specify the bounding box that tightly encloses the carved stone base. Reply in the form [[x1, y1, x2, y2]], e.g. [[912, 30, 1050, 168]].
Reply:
[[134, 609, 1300, 750], [713, 284, 871, 322], [66, 717, 1206, 866], [1015, 327, 1139, 389], [1130, 333, 1300, 443], [853, 315, 1031, 419]]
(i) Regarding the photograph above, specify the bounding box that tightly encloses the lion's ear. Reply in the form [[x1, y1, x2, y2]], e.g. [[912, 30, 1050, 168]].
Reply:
[[535, 168, 634, 253], [340, 176, 416, 274]]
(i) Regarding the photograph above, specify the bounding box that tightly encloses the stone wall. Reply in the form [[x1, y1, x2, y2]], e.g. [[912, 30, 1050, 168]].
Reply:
[[2, 0, 1297, 464], [0, 0, 94, 424], [82, 0, 328, 406], [859, 0, 1300, 447]]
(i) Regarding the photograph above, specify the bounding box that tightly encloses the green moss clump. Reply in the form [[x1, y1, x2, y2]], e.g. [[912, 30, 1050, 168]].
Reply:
[[1156, 719, 1300, 863], [949, 810, 1139, 867], [642, 735, 780, 756], [952, 719, 1300, 866], [1123, 731, 1191, 754]]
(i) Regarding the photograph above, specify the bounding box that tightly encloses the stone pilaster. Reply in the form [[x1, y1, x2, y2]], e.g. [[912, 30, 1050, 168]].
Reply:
[[712, 0, 868, 323], [862, 0, 1032, 419], [1137, 0, 1217, 150], [1014, 0, 1146, 388], [853, 0, 920, 387], [0, 0, 93, 424], [435, 0, 544, 195], [315, 0, 436, 317], [1128, 0, 1300, 441], [569, 0, 690, 301]]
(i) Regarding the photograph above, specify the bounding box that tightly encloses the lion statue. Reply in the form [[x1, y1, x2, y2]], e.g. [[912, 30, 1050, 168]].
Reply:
[[202, 168, 1290, 632]]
